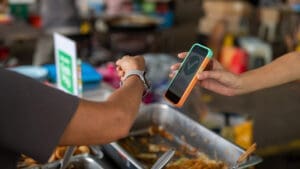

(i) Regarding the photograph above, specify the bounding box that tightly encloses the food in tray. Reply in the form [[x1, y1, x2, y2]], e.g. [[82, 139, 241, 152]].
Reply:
[[18, 155, 38, 168], [17, 146, 90, 169], [119, 125, 228, 169], [166, 155, 228, 169]]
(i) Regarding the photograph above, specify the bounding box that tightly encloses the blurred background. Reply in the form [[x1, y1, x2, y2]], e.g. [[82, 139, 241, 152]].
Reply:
[[1, 0, 300, 168]]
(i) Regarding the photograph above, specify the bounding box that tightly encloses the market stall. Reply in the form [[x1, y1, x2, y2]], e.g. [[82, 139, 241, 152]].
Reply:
[[1, 0, 300, 169]]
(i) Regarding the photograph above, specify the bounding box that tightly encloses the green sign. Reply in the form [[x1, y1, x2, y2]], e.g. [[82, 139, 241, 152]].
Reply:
[[54, 33, 78, 95], [58, 50, 74, 94]]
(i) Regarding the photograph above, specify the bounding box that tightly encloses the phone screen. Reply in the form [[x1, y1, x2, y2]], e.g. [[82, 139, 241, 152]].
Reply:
[[165, 45, 208, 104]]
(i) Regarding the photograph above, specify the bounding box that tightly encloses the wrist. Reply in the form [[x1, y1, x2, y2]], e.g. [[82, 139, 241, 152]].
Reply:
[[121, 77, 148, 97], [120, 70, 150, 96], [123, 75, 145, 90], [238, 72, 254, 95]]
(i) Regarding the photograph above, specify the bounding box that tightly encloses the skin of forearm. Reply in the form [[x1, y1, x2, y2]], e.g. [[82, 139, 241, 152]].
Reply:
[[106, 76, 144, 119], [239, 51, 300, 94], [59, 76, 144, 145]]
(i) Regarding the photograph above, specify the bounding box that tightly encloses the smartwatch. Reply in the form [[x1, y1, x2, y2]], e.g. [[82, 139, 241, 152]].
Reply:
[[120, 70, 150, 95]]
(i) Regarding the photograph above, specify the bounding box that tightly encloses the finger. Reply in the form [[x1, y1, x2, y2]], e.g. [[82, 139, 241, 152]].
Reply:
[[198, 71, 232, 86], [169, 70, 178, 78], [199, 80, 234, 96], [117, 70, 125, 77], [116, 65, 123, 71], [122, 55, 131, 61], [178, 52, 187, 59], [134, 55, 144, 61], [170, 63, 181, 71], [197, 71, 222, 81], [197, 71, 211, 80], [115, 59, 122, 66]]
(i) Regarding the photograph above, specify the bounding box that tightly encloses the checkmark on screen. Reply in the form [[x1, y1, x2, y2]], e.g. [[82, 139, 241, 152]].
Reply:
[[187, 61, 198, 70], [185, 59, 200, 75]]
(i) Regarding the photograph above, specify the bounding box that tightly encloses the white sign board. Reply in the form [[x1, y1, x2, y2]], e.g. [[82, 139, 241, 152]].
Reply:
[[54, 33, 78, 95]]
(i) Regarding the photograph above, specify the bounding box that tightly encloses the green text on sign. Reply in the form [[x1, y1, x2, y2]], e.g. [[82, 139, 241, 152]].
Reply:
[[58, 50, 74, 94]]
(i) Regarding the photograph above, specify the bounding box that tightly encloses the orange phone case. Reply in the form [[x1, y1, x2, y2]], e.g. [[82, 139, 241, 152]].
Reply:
[[165, 43, 213, 107]]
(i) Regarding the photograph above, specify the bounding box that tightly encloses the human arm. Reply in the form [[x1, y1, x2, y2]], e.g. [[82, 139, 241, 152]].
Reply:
[[170, 51, 300, 96], [234, 51, 300, 95], [59, 56, 145, 145], [0, 55, 145, 163]]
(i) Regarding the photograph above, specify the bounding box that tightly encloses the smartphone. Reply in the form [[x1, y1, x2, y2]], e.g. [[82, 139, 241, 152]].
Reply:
[[164, 43, 213, 107]]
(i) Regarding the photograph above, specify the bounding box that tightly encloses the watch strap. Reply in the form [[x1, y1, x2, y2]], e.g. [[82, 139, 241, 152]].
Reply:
[[120, 70, 150, 96]]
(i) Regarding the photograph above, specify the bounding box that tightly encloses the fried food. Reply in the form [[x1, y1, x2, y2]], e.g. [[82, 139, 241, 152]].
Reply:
[[149, 125, 174, 141], [148, 144, 169, 153], [166, 156, 228, 169], [18, 146, 91, 169], [23, 157, 37, 167], [119, 124, 228, 169], [75, 145, 90, 155], [54, 146, 67, 160]]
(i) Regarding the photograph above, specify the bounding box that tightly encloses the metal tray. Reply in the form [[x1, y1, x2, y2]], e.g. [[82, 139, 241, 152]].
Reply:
[[23, 153, 114, 169], [103, 103, 262, 169]]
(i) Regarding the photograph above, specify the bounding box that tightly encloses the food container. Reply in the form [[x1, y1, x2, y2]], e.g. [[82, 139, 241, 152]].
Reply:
[[103, 103, 262, 169]]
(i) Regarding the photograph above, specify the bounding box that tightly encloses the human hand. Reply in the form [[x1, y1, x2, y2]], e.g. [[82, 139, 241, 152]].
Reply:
[[170, 52, 243, 96], [169, 52, 188, 78], [116, 55, 145, 80]]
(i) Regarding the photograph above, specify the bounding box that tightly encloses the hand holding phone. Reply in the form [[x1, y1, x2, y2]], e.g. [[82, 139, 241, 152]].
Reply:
[[164, 43, 213, 107]]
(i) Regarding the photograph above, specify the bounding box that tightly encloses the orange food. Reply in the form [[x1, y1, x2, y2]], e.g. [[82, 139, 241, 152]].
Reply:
[[166, 156, 228, 169], [18, 146, 91, 169]]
